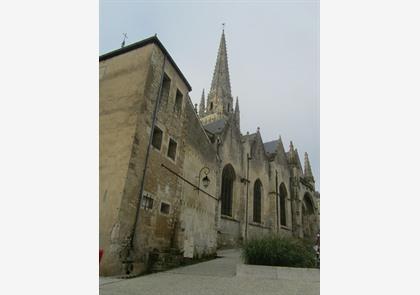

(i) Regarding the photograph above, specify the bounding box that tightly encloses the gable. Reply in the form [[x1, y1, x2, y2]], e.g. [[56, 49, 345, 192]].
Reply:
[[263, 139, 288, 165], [249, 132, 268, 161]]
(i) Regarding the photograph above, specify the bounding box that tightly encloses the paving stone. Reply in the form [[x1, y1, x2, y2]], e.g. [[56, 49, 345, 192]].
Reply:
[[100, 249, 319, 295]]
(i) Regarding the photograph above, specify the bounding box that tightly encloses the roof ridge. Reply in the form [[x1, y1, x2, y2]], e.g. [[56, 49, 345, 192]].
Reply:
[[99, 35, 192, 91]]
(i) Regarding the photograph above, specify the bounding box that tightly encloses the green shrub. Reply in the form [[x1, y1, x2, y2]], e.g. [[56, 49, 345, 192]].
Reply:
[[241, 235, 317, 268]]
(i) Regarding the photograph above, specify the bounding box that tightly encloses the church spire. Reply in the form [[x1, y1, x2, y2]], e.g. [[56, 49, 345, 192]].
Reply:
[[304, 152, 315, 182], [199, 89, 205, 117], [210, 29, 231, 98], [206, 29, 233, 116]]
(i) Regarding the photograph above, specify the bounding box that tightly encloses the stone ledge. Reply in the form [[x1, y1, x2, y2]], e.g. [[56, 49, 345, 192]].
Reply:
[[236, 264, 319, 282], [221, 214, 240, 223], [248, 222, 271, 229]]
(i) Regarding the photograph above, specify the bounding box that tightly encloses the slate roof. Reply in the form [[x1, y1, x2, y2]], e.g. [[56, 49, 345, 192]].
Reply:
[[203, 118, 227, 134], [263, 140, 278, 155]]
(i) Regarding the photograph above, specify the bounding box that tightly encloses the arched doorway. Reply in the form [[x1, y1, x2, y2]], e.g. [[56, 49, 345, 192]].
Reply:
[[221, 164, 235, 216]]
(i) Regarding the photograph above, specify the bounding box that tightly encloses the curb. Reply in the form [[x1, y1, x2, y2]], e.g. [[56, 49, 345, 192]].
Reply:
[[236, 264, 320, 282]]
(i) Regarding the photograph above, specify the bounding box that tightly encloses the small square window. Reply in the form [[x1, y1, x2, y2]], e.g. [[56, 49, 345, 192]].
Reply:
[[141, 194, 154, 210], [174, 89, 183, 113], [160, 202, 170, 214], [152, 126, 163, 150], [167, 138, 177, 160]]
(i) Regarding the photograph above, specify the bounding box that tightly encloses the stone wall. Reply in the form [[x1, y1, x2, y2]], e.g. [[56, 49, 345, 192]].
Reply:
[[125, 44, 191, 274], [245, 133, 274, 238], [216, 119, 246, 247], [177, 96, 219, 258], [99, 44, 154, 276], [100, 42, 223, 276]]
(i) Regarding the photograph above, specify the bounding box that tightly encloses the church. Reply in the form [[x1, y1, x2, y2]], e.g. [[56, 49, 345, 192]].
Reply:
[[99, 30, 319, 276]]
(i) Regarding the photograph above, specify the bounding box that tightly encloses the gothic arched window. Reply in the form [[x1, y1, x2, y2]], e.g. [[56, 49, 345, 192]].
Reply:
[[279, 183, 287, 226], [303, 193, 315, 215], [253, 179, 262, 223], [302, 192, 316, 238], [221, 164, 235, 216]]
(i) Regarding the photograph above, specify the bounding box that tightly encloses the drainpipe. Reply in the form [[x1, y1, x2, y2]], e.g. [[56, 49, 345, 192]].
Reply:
[[275, 170, 279, 233], [244, 153, 251, 242], [127, 55, 167, 256]]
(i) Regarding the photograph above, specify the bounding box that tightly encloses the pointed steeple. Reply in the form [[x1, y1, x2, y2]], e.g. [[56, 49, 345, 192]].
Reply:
[[199, 89, 206, 117], [234, 96, 240, 129], [210, 29, 232, 98], [304, 152, 315, 182], [206, 29, 233, 116]]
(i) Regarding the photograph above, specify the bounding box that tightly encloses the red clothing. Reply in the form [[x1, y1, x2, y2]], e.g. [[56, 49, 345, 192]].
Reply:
[[99, 249, 104, 263]]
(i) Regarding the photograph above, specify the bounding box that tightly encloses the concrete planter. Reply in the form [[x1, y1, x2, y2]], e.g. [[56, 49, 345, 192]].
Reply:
[[236, 264, 319, 282]]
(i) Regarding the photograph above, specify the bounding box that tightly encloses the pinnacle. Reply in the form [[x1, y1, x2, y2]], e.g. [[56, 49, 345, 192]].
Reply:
[[199, 89, 206, 117], [289, 141, 294, 152], [304, 152, 314, 180]]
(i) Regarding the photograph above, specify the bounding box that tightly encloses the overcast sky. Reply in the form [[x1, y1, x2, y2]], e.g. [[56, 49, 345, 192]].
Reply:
[[100, 1, 320, 190]]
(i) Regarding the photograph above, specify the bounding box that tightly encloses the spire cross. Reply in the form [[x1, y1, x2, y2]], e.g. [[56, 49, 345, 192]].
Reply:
[[121, 33, 128, 48], [222, 23, 225, 31]]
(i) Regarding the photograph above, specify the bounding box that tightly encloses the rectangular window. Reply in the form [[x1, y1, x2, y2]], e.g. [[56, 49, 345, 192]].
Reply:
[[160, 202, 170, 214], [160, 74, 171, 106], [167, 138, 177, 160], [174, 89, 183, 113], [152, 126, 163, 150], [141, 194, 154, 210]]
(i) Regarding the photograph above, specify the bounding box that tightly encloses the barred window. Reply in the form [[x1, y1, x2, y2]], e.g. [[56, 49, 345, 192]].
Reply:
[[141, 194, 154, 210]]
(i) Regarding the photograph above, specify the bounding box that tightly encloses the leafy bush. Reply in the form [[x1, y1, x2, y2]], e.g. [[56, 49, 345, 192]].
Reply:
[[241, 235, 317, 268]]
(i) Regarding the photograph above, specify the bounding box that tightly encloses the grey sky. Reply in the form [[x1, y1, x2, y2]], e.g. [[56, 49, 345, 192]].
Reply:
[[100, 1, 320, 190]]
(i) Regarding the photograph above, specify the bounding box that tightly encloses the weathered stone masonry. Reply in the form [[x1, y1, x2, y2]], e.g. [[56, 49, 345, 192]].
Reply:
[[99, 32, 319, 276]]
